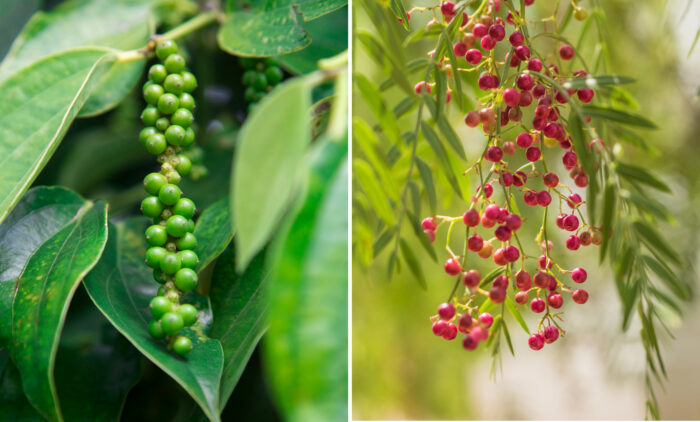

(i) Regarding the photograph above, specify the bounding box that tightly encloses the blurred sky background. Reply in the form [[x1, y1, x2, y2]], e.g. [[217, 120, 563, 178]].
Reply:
[[352, 0, 700, 419]]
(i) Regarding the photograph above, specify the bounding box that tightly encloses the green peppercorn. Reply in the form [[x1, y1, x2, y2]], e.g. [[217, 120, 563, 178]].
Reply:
[[157, 93, 180, 115], [141, 196, 164, 218], [171, 108, 193, 128], [156, 39, 178, 61], [140, 127, 157, 146], [160, 252, 181, 274], [174, 268, 198, 292], [244, 86, 257, 103], [181, 127, 195, 148], [176, 232, 197, 250], [164, 54, 186, 73], [160, 312, 184, 335], [179, 93, 195, 110], [164, 74, 184, 95], [148, 319, 166, 339], [158, 184, 181, 205], [153, 268, 168, 284], [251, 72, 267, 90], [149, 64, 168, 83], [145, 224, 168, 246], [145, 246, 167, 268], [181, 71, 197, 92], [149, 296, 172, 318], [155, 117, 170, 131], [143, 83, 164, 104], [173, 198, 196, 219], [145, 133, 167, 155], [177, 304, 198, 326], [144, 172, 168, 195], [165, 125, 186, 145], [165, 170, 181, 184], [265, 66, 283, 85], [242, 70, 257, 86], [140, 106, 160, 126], [173, 335, 192, 356], [178, 250, 199, 269], [166, 215, 188, 237], [187, 219, 195, 233], [176, 154, 191, 176]]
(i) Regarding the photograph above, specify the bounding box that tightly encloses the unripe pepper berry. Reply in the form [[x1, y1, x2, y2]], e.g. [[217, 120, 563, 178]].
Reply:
[[161, 312, 184, 335], [177, 304, 198, 326], [173, 336, 193, 356], [174, 268, 198, 292], [145, 225, 168, 246], [141, 196, 164, 218]]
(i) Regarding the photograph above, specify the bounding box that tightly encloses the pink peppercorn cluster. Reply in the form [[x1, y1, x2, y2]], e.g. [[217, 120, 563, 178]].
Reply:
[[410, 0, 600, 351]]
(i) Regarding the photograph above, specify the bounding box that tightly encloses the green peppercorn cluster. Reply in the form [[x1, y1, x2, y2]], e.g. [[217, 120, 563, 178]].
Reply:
[[240, 58, 284, 108], [139, 39, 199, 357]]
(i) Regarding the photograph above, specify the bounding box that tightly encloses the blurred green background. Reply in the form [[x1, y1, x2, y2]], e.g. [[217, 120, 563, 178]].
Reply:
[[352, 0, 700, 419]]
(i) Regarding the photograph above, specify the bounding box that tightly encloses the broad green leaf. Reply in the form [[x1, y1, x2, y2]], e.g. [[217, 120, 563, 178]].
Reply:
[[83, 219, 224, 422], [0, 0, 154, 116], [193, 199, 235, 272], [0, 350, 42, 421], [209, 247, 270, 410], [633, 220, 681, 265], [0, 47, 115, 226], [264, 156, 348, 422], [232, 77, 311, 270], [275, 7, 347, 74], [561, 75, 635, 90], [505, 296, 529, 334], [353, 159, 395, 225], [0, 187, 86, 347], [11, 201, 109, 422], [55, 293, 142, 422], [615, 162, 671, 193], [581, 105, 658, 129], [399, 238, 427, 289], [219, 0, 345, 57]]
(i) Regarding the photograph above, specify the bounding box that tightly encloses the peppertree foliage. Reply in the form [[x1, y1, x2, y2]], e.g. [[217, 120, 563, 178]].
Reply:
[[352, 0, 692, 418], [0, 0, 347, 421]]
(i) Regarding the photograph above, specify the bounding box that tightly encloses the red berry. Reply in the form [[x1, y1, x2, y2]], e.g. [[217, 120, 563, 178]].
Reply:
[[563, 214, 579, 231], [444, 258, 462, 275], [438, 302, 456, 320], [481, 215, 496, 228], [414, 81, 430, 94], [519, 91, 533, 107], [526, 146, 541, 162], [458, 314, 473, 332], [533, 271, 549, 289], [500, 171, 514, 186], [481, 35, 496, 50], [528, 333, 545, 350], [530, 298, 545, 313], [516, 73, 534, 91], [489, 287, 506, 303], [463, 269, 481, 287], [504, 245, 520, 262], [463, 209, 480, 226], [513, 171, 527, 186], [467, 234, 484, 252], [527, 59, 543, 72], [421, 217, 437, 231], [493, 275, 508, 290], [495, 225, 512, 241], [514, 45, 531, 61], [543, 172, 559, 188], [440, 1, 456, 17], [442, 323, 458, 340], [424, 229, 435, 242], [453, 42, 467, 57], [504, 214, 521, 231], [493, 248, 508, 266], [523, 190, 538, 206], [471, 326, 489, 342], [532, 84, 546, 98], [516, 132, 533, 148], [515, 291, 529, 304], [465, 48, 482, 65], [432, 320, 447, 336], [473, 23, 488, 37], [536, 190, 551, 206], [572, 267, 587, 283], [572, 288, 589, 304], [547, 292, 563, 309], [489, 24, 505, 41], [559, 44, 575, 60], [509, 31, 524, 46], [543, 326, 559, 343], [497, 208, 508, 223], [484, 204, 500, 220], [566, 235, 581, 250], [465, 110, 480, 127], [574, 173, 588, 187], [562, 151, 578, 168], [478, 183, 494, 198], [577, 88, 594, 102], [478, 242, 493, 258], [503, 141, 516, 155], [485, 146, 503, 163], [503, 88, 520, 107], [479, 312, 494, 327], [463, 334, 478, 350], [556, 214, 566, 229], [567, 193, 582, 208]]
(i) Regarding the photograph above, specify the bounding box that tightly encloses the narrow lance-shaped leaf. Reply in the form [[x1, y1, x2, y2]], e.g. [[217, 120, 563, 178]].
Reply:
[[581, 105, 658, 129], [0, 47, 115, 225], [11, 201, 109, 422], [264, 156, 348, 422], [232, 77, 311, 271], [83, 219, 224, 422], [561, 75, 635, 90], [353, 159, 395, 225], [421, 121, 463, 198], [399, 238, 427, 290]]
